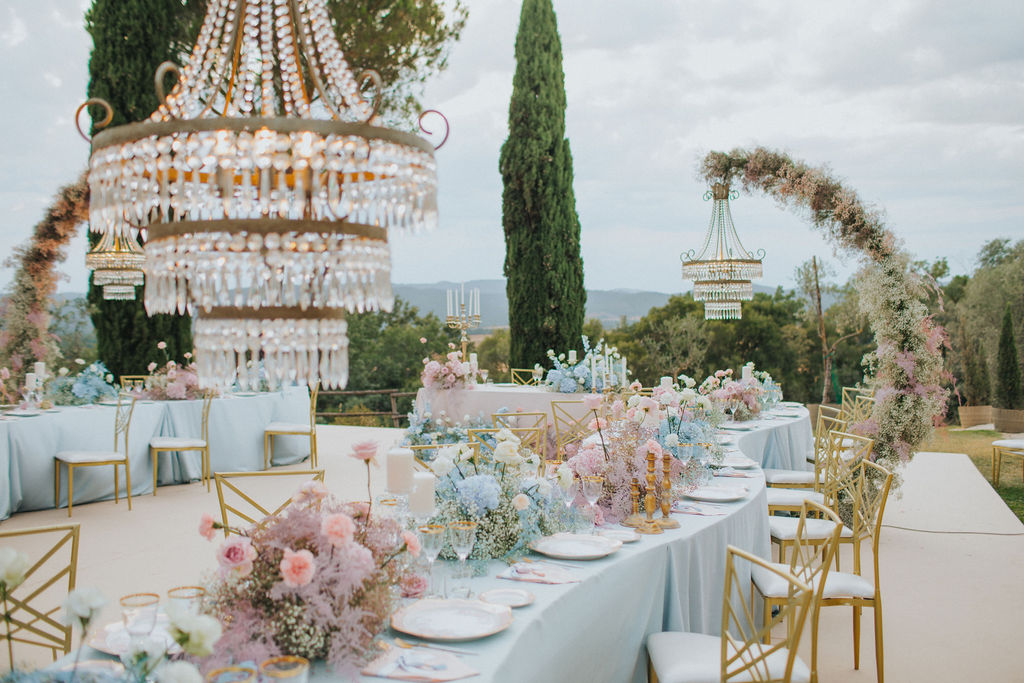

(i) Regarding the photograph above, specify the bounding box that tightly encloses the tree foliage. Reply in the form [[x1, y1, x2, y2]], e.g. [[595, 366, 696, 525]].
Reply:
[[499, 0, 585, 368], [996, 306, 1023, 410]]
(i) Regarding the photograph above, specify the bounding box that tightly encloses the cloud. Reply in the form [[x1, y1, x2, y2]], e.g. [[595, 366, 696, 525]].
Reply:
[[1, 8, 27, 47]]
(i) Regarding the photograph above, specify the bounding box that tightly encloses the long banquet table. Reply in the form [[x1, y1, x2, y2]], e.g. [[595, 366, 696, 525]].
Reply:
[[0, 387, 311, 521]]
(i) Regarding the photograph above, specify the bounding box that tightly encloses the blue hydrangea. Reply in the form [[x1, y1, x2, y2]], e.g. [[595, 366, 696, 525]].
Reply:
[[455, 475, 501, 516], [558, 377, 579, 393], [70, 362, 117, 403]]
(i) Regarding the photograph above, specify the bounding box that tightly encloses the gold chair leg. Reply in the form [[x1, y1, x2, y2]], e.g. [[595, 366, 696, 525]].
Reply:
[[763, 596, 772, 644], [264, 433, 270, 470], [114, 464, 119, 504], [54, 462, 60, 511], [67, 465, 74, 518], [994, 450, 1002, 488], [310, 432, 317, 468], [810, 604, 821, 683], [204, 446, 211, 491], [125, 459, 132, 511], [874, 600, 884, 683], [853, 605, 861, 669], [991, 447, 998, 486], [152, 448, 158, 495]]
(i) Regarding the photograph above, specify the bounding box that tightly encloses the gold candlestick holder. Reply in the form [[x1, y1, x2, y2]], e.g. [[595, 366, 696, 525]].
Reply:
[[657, 452, 680, 529], [621, 477, 643, 528], [637, 449, 663, 535], [445, 285, 481, 361]]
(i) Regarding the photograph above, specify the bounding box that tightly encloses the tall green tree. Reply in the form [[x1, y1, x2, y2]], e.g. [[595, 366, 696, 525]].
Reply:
[[85, 0, 198, 378], [996, 306, 1023, 409], [499, 0, 585, 368]]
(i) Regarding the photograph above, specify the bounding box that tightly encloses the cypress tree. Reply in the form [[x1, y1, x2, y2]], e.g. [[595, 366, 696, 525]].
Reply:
[[84, 0, 197, 378], [995, 306, 1023, 409], [499, 0, 585, 368]]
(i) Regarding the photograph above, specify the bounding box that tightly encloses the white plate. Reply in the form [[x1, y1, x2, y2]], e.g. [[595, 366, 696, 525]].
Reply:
[[96, 399, 120, 406], [720, 423, 755, 431], [231, 391, 259, 397], [530, 533, 622, 560], [684, 486, 749, 503], [721, 455, 758, 469], [479, 587, 535, 608], [6, 410, 42, 417], [598, 528, 640, 543], [89, 617, 180, 657], [780, 401, 802, 408], [390, 599, 513, 642]]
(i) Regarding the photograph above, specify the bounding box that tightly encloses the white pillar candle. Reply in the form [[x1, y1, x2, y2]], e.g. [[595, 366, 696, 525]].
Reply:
[[24, 373, 37, 390], [461, 362, 471, 376], [447, 289, 452, 317], [461, 282, 465, 311], [568, 350, 577, 364], [590, 355, 596, 385], [409, 472, 436, 519], [386, 447, 415, 494], [660, 376, 673, 388], [742, 365, 753, 381], [33, 362, 46, 378], [469, 353, 478, 365], [620, 359, 627, 387]]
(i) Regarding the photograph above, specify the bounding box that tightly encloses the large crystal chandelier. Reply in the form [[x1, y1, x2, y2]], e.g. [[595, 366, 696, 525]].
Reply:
[[85, 228, 146, 301], [81, 0, 443, 389], [681, 182, 764, 320]]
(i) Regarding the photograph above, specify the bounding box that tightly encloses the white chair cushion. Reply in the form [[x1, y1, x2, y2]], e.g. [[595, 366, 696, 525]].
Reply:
[[150, 437, 206, 449], [769, 516, 851, 541], [265, 421, 311, 434], [55, 450, 125, 464], [763, 469, 818, 485], [993, 439, 1024, 450], [766, 488, 825, 507], [647, 631, 810, 683], [753, 562, 875, 600]]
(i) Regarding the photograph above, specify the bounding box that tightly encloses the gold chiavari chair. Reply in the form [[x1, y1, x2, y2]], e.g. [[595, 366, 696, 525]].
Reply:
[[770, 431, 873, 566], [767, 408, 847, 492], [264, 382, 319, 469], [839, 387, 874, 421], [150, 390, 215, 493], [0, 524, 80, 666], [491, 412, 548, 457], [214, 470, 325, 536], [811, 460, 893, 683], [550, 400, 591, 461], [54, 393, 137, 517], [752, 501, 843, 655], [510, 368, 541, 386], [119, 375, 149, 392], [409, 444, 445, 470], [647, 546, 814, 683], [990, 437, 1024, 487]]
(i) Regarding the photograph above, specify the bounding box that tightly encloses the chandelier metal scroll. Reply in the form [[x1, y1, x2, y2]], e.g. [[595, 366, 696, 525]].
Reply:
[[681, 182, 765, 320], [79, 0, 447, 389]]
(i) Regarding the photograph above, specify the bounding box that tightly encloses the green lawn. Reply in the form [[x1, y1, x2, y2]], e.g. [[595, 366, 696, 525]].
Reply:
[[924, 427, 1024, 523]]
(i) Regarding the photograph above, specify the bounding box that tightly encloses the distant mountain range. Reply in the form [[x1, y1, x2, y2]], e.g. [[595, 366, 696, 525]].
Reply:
[[394, 279, 781, 332]]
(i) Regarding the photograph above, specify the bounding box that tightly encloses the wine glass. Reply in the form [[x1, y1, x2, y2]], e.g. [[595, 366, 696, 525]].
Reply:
[[418, 524, 446, 598], [447, 521, 477, 598], [480, 369, 489, 384], [259, 656, 309, 683], [205, 666, 257, 683], [581, 475, 605, 532], [167, 585, 205, 616], [120, 593, 159, 645]]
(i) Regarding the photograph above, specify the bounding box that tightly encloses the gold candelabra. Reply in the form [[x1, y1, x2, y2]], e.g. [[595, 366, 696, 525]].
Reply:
[[621, 477, 643, 528], [446, 284, 481, 361], [657, 451, 680, 529], [637, 449, 663, 535]]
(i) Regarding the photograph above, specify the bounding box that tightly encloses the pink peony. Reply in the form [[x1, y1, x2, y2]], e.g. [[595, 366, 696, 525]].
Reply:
[[198, 513, 217, 541], [402, 530, 421, 558], [321, 513, 355, 547], [280, 548, 316, 587], [419, 337, 427, 344], [588, 417, 608, 431], [582, 394, 602, 411], [629, 380, 642, 392], [350, 440, 379, 466], [166, 380, 187, 400], [157, 341, 167, 350], [400, 574, 428, 598], [147, 362, 157, 372], [350, 501, 370, 518], [216, 537, 256, 577], [293, 480, 329, 506], [638, 397, 658, 412], [644, 439, 663, 457]]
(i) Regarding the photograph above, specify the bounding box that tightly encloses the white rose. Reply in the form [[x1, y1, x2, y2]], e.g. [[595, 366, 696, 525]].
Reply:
[[658, 392, 673, 406], [665, 434, 680, 448], [0, 548, 30, 589], [494, 428, 520, 445], [626, 395, 640, 409], [155, 661, 203, 683], [74, 358, 86, 365], [438, 445, 459, 461], [168, 610, 222, 657], [557, 464, 574, 489], [493, 441, 523, 465], [558, 353, 565, 361], [511, 493, 530, 511], [105, 374, 114, 383], [535, 478, 552, 497], [58, 367, 69, 376], [455, 443, 476, 462], [696, 396, 712, 410], [63, 586, 107, 627], [125, 638, 168, 676], [429, 455, 454, 477], [680, 388, 697, 404]]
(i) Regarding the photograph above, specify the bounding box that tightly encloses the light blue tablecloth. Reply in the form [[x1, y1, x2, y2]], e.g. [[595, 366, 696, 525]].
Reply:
[[726, 406, 814, 471], [0, 387, 311, 520]]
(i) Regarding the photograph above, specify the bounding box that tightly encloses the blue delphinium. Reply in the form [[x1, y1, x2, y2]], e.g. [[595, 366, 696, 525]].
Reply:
[[455, 475, 501, 516]]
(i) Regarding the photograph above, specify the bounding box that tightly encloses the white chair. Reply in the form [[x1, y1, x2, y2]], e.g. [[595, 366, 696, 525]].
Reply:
[[647, 545, 814, 683], [150, 391, 214, 493], [991, 438, 1024, 487], [264, 382, 318, 469], [54, 393, 136, 517]]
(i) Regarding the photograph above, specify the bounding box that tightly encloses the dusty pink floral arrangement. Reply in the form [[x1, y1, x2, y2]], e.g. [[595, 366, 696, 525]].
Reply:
[[420, 351, 473, 390]]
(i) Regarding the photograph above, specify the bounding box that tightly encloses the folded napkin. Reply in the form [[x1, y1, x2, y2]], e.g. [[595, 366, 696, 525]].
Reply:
[[671, 502, 727, 516], [715, 467, 759, 479], [363, 648, 478, 681], [498, 562, 579, 584]]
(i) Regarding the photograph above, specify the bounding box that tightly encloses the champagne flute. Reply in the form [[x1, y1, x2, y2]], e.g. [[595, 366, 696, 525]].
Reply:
[[120, 593, 159, 645], [581, 475, 605, 533], [448, 521, 477, 598], [418, 524, 446, 598]]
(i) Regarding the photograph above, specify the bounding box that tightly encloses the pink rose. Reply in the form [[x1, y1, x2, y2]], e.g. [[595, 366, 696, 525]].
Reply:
[[349, 501, 370, 518], [198, 513, 217, 541], [217, 537, 256, 577], [629, 380, 642, 392], [419, 337, 427, 344], [638, 397, 658, 412], [511, 493, 530, 511], [280, 548, 316, 587], [350, 440, 379, 466], [400, 574, 428, 599], [588, 417, 608, 431], [321, 513, 355, 547], [715, 370, 726, 379], [157, 341, 167, 350], [293, 480, 329, 506], [147, 362, 157, 372], [0, 368, 9, 380], [611, 400, 624, 419], [402, 530, 421, 558], [582, 394, 602, 411], [166, 380, 187, 400], [644, 439, 663, 457]]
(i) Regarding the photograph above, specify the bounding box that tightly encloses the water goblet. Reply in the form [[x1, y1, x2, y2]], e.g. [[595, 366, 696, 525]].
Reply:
[[167, 585, 205, 616], [581, 475, 605, 532], [418, 524, 446, 598], [260, 656, 309, 683], [205, 666, 257, 683], [480, 369, 489, 383], [447, 521, 477, 598], [120, 593, 159, 645]]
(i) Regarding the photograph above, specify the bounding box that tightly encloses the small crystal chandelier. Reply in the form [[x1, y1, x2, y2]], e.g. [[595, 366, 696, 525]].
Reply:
[[85, 228, 146, 300], [79, 0, 444, 389], [681, 182, 764, 320]]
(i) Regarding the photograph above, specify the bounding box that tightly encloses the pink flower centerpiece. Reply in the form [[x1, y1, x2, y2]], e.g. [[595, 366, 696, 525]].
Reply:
[[420, 351, 473, 390]]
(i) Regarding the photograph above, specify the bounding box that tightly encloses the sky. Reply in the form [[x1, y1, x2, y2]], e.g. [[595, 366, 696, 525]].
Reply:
[[1, 0, 1021, 297]]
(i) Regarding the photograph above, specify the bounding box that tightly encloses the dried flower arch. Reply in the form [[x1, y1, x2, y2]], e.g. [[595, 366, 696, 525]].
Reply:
[[701, 147, 947, 475]]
